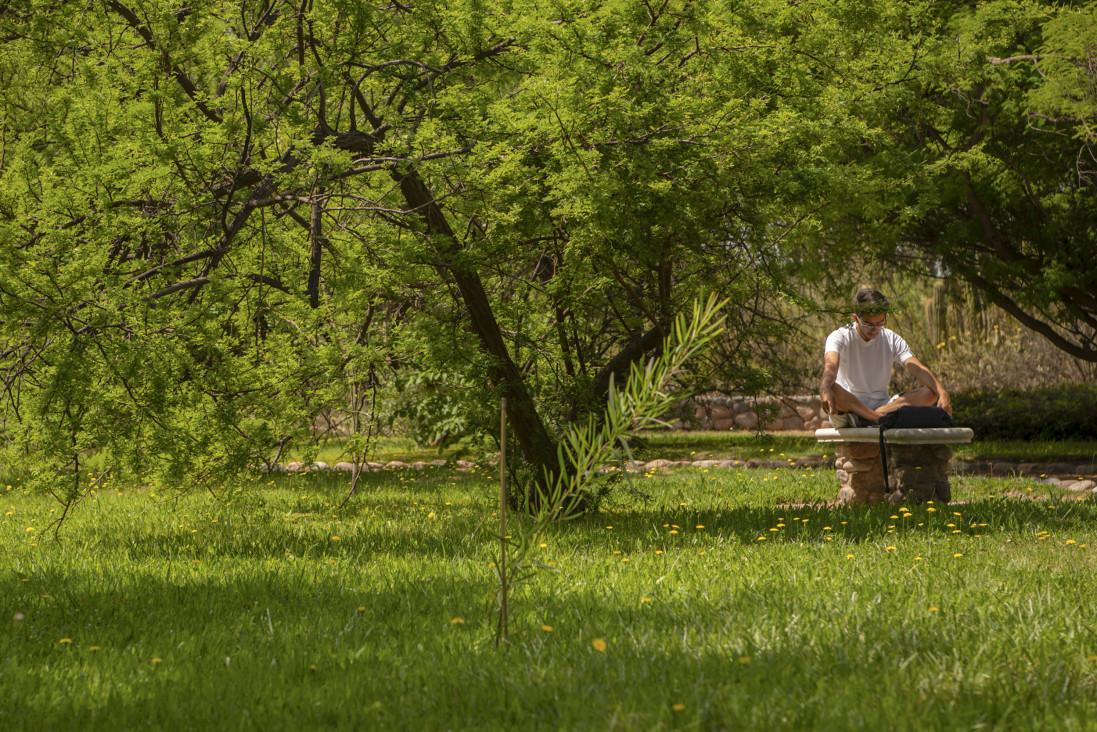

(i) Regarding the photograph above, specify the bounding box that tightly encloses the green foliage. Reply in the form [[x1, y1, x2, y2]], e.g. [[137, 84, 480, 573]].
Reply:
[[954, 385, 1097, 442], [544, 295, 727, 508], [0, 0, 893, 497], [389, 370, 476, 448], [804, 1, 1097, 362], [3, 0, 1092, 508]]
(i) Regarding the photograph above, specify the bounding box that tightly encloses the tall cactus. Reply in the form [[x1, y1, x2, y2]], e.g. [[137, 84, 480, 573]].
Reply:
[[925, 280, 949, 347]]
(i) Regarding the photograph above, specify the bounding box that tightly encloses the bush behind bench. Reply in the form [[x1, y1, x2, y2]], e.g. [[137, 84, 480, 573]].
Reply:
[[953, 384, 1097, 441]]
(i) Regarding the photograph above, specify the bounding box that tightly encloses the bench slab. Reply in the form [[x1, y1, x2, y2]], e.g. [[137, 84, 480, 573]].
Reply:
[[815, 427, 974, 444]]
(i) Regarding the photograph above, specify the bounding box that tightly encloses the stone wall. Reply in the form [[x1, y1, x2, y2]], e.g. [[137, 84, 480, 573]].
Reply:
[[669, 395, 832, 432]]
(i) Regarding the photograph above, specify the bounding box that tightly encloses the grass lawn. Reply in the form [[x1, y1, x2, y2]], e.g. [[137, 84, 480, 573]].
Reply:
[[279, 431, 1097, 469], [3, 465, 1097, 730], [630, 431, 1097, 465]]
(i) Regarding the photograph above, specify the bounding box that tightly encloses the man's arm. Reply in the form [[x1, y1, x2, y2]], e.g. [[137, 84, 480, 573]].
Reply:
[[903, 356, 952, 414], [819, 351, 840, 414]]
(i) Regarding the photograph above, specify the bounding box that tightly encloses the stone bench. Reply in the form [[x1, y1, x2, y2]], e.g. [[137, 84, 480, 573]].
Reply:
[[815, 427, 974, 505]]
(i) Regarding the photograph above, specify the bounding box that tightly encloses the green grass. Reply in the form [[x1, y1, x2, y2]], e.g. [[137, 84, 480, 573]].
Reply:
[[635, 430, 1097, 465], [3, 466, 1097, 730], [155, 430, 1097, 471], [290, 435, 481, 466]]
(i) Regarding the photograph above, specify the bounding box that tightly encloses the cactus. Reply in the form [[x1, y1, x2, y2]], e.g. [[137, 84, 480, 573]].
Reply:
[[925, 280, 949, 348]]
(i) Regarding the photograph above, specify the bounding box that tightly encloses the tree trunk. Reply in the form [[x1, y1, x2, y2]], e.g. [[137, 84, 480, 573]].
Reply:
[[393, 167, 560, 502]]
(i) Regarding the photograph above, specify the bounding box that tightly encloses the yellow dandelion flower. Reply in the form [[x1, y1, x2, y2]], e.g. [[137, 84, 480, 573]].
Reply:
[[331, 536, 340, 541], [757, 536, 766, 541], [592, 638, 607, 652], [539, 543, 548, 548], [358, 606, 366, 612], [846, 554, 854, 558], [696, 525, 704, 529], [641, 597, 652, 603], [541, 624, 553, 632], [151, 658, 162, 664], [655, 550, 664, 555], [451, 617, 465, 625], [1066, 540, 1077, 545], [670, 530, 678, 534], [672, 703, 686, 711], [89, 646, 100, 651], [926, 507, 936, 513], [928, 606, 939, 612], [25, 527, 33, 533], [954, 553, 963, 558], [59, 638, 72, 644]]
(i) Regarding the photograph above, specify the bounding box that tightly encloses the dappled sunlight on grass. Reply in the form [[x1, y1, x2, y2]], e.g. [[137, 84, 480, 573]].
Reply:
[[3, 465, 1096, 729]]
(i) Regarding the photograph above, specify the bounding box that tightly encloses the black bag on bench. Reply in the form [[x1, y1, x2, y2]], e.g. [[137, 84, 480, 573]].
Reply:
[[877, 405, 955, 431], [877, 406, 955, 495]]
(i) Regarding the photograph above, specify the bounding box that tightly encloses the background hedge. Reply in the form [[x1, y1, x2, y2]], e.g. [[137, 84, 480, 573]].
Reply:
[[953, 385, 1097, 441]]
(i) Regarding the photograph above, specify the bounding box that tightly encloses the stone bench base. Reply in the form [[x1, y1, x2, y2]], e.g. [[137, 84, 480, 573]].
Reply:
[[815, 428, 974, 505]]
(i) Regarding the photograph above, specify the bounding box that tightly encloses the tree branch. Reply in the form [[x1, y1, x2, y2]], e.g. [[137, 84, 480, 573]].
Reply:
[[106, 1, 223, 124]]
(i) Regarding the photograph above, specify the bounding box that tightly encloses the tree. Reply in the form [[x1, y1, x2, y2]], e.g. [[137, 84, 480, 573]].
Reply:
[[0, 0, 925, 507], [813, 2, 1097, 361]]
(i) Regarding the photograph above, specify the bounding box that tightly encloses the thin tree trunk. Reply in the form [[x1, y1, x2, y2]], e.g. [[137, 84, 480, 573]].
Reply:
[[393, 168, 559, 499]]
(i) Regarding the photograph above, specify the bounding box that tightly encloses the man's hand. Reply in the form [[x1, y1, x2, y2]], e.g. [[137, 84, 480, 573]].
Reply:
[[937, 390, 953, 415], [820, 386, 835, 415]]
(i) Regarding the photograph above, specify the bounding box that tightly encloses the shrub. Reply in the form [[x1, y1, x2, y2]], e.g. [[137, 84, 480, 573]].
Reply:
[[953, 385, 1097, 441]]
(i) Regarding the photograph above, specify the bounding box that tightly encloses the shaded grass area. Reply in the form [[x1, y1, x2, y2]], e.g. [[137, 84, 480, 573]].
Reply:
[[3, 467, 1097, 730], [635, 430, 1097, 465]]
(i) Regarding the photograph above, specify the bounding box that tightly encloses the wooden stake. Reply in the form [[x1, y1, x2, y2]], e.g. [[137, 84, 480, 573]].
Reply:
[[498, 396, 508, 647]]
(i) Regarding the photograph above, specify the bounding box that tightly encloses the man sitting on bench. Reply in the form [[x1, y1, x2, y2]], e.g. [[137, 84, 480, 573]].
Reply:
[[820, 287, 952, 428]]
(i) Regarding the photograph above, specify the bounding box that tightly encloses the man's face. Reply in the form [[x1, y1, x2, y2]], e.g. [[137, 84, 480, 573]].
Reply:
[[854, 313, 886, 342]]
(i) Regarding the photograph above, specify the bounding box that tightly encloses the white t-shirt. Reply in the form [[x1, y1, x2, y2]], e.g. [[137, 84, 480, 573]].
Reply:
[[825, 324, 915, 404]]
